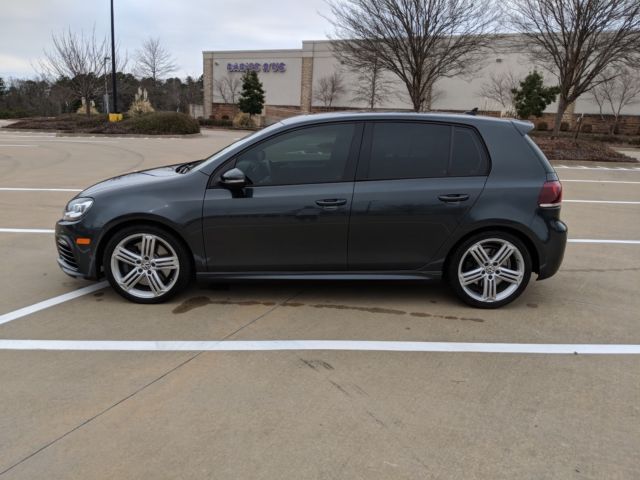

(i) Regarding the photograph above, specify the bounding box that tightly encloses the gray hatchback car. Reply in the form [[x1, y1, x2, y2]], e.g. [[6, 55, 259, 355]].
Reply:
[[56, 112, 567, 308]]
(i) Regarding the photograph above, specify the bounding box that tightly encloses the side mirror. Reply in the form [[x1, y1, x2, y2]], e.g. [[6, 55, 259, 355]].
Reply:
[[220, 168, 248, 188]]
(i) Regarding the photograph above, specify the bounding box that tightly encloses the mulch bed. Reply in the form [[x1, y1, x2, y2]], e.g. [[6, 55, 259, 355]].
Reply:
[[532, 137, 637, 163]]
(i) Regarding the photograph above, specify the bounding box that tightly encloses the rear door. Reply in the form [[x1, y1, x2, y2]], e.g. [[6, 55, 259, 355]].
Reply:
[[348, 122, 489, 270]]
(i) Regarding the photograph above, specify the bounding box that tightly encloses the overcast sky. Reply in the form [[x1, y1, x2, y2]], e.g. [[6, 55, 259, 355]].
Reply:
[[0, 0, 333, 80]]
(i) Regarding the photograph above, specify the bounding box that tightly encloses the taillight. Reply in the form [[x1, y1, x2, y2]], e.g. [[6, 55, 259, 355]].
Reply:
[[538, 180, 563, 207]]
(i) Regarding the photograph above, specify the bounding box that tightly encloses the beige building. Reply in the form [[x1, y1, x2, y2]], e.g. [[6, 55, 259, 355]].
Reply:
[[202, 38, 640, 127]]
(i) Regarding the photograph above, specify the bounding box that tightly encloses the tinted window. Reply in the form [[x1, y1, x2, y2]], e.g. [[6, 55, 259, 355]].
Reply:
[[234, 123, 355, 186], [450, 127, 489, 176], [366, 122, 451, 180]]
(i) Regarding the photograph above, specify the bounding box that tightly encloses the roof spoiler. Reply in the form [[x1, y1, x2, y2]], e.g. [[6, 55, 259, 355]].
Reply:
[[511, 120, 534, 135]]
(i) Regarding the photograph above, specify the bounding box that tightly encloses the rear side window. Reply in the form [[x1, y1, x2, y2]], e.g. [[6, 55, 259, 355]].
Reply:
[[450, 126, 489, 176], [362, 122, 489, 180], [366, 122, 451, 180]]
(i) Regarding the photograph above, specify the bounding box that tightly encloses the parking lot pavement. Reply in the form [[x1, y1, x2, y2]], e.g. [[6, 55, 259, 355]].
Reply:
[[1, 131, 639, 478]]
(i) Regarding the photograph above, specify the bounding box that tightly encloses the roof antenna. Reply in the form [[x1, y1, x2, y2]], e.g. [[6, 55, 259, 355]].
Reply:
[[465, 107, 479, 116]]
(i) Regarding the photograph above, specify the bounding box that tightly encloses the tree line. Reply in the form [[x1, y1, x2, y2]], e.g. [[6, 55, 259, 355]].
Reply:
[[0, 32, 202, 118]]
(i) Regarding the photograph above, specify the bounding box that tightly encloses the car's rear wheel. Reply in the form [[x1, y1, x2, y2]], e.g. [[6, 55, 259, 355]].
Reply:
[[447, 232, 532, 308], [104, 226, 191, 303]]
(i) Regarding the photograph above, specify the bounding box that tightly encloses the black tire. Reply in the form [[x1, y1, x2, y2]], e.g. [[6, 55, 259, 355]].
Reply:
[[447, 231, 532, 309], [103, 225, 192, 304]]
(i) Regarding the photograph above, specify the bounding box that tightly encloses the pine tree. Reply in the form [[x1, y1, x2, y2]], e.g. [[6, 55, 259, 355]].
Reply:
[[238, 71, 265, 117], [511, 71, 559, 119]]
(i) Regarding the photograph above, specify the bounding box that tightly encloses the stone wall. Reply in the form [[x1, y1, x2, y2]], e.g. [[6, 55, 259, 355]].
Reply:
[[531, 113, 640, 135], [210, 101, 640, 136], [300, 57, 314, 114], [210, 103, 240, 119], [203, 56, 214, 119]]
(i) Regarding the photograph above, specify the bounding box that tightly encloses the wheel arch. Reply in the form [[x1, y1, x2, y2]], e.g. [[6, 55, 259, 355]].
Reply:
[[94, 215, 196, 279], [442, 225, 540, 278]]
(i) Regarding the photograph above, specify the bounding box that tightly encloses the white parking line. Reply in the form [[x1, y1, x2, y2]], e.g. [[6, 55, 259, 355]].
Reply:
[[0, 187, 81, 192], [0, 339, 638, 354], [0, 282, 108, 326], [564, 200, 640, 205], [568, 239, 640, 245], [0, 228, 55, 233], [555, 165, 640, 171], [562, 179, 640, 185]]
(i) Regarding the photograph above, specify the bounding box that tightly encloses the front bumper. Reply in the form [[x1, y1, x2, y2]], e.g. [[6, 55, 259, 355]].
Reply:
[[55, 221, 99, 279]]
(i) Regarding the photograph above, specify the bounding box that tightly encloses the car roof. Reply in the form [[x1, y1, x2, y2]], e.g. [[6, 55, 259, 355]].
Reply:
[[279, 111, 533, 134]]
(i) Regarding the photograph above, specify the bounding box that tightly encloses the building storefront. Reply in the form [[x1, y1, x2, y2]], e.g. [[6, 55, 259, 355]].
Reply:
[[202, 38, 640, 132]]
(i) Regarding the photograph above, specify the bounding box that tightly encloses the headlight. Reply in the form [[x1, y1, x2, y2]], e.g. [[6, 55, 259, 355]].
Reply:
[[63, 198, 94, 221]]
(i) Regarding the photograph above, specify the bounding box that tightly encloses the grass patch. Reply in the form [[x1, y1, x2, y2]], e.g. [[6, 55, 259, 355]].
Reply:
[[5, 112, 200, 135]]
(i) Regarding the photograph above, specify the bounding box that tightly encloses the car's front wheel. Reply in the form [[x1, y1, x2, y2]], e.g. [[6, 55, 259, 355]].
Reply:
[[447, 232, 532, 308], [103, 226, 192, 303]]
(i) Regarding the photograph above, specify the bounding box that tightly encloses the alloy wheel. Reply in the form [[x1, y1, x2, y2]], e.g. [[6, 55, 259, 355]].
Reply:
[[110, 233, 180, 299], [457, 238, 525, 303]]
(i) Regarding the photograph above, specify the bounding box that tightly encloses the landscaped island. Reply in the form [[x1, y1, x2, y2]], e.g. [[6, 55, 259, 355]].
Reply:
[[4, 112, 200, 135]]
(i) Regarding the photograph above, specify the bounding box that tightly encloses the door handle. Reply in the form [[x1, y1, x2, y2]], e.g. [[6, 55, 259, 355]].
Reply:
[[315, 198, 347, 208], [438, 194, 470, 203]]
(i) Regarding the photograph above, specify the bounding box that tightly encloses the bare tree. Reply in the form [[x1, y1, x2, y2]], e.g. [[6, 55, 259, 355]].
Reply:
[[134, 37, 178, 82], [314, 72, 346, 108], [478, 71, 520, 114], [508, 0, 640, 135], [39, 28, 108, 115], [350, 57, 394, 109], [590, 67, 640, 134], [214, 74, 242, 104], [327, 0, 496, 112]]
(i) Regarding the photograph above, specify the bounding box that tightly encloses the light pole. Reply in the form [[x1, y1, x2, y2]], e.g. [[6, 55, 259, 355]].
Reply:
[[110, 0, 118, 114], [103, 56, 110, 114]]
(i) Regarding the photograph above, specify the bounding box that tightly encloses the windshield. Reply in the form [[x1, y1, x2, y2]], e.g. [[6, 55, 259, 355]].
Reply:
[[194, 122, 284, 172]]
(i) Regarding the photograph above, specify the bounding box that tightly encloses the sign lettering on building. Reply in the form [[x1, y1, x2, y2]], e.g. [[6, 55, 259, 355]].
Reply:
[[227, 62, 286, 73]]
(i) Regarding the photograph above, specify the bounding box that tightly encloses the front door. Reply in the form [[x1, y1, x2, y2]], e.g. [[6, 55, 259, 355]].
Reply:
[[348, 122, 489, 270], [202, 122, 362, 271]]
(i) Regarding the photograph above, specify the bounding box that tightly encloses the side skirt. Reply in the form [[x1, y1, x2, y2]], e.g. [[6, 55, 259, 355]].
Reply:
[[195, 271, 443, 281]]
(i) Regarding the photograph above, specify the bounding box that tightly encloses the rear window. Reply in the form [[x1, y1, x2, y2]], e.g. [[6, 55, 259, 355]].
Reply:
[[367, 122, 451, 180], [362, 122, 489, 181]]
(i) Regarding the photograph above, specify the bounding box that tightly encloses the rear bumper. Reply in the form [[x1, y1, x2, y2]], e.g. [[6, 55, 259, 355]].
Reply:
[[55, 222, 99, 279], [536, 218, 567, 280]]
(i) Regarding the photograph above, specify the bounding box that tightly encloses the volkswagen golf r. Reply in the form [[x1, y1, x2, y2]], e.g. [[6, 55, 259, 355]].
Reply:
[[56, 112, 567, 308]]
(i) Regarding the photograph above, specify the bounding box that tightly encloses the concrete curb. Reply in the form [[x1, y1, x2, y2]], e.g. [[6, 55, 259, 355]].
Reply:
[[0, 127, 203, 138], [56, 132, 203, 139]]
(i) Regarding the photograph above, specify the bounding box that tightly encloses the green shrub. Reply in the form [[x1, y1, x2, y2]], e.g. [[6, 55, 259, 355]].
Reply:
[[536, 121, 548, 131], [120, 112, 199, 134], [0, 109, 30, 119], [199, 117, 232, 128]]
